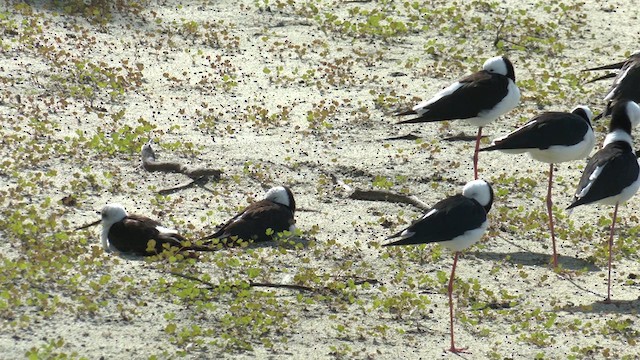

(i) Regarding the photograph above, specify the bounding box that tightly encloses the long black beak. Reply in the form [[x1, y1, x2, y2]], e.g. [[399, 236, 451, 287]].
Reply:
[[75, 219, 101, 231]]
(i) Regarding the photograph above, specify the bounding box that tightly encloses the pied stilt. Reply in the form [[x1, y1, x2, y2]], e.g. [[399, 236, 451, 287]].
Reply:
[[567, 101, 640, 302], [395, 56, 521, 179], [479, 106, 595, 267], [384, 179, 494, 353]]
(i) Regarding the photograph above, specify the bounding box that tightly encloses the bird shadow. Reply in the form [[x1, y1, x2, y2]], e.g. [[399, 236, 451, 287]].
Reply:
[[112, 236, 313, 261], [115, 253, 147, 261], [558, 297, 640, 314], [244, 236, 313, 250], [467, 250, 600, 272], [383, 131, 488, 142], [554, 271, 640, 313], [200, 234, 315, 252]]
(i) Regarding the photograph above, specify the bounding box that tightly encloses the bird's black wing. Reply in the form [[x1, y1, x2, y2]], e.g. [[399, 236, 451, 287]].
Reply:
[[605, 60, 640, 103], [568, 142, 639, 208], [396, 71, 510, 123], [384, 195, 486, 246], [108, 215, 185, 255], [481, 112, 590, 151], [202, 200, 295, 244]]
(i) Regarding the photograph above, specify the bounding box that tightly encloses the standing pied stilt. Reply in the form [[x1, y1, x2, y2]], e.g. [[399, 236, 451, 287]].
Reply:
[[200, 186, 296, 246], [384, 180, 494, 353], [394, 56, 521, 179], [583, 50, 640, 119], [479, 106, 595, 267], [75, 204, 215, 256], [567, 101, 640, 302]]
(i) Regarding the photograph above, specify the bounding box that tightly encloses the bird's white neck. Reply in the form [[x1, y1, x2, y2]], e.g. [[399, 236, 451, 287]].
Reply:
[[101, 226, 113, 253], [603, 129, 633, 148]]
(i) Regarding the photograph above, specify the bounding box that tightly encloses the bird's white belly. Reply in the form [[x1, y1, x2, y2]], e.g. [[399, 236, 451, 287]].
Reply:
[[439, 220, 488, 252], [472, 80, 521, 127], [529, 132, 595, 163], [596, 175, 640, 206], [101, 228, 113, 253]]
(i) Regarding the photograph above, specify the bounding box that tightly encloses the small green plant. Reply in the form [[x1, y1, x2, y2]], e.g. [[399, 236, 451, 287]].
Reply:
[[25, 337, 87, 360], [306, 100, 338, 130], [236, 104, 292, 127]]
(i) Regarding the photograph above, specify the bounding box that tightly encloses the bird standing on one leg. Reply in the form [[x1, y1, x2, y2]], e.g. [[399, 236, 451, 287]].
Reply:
[[479, 106, 595, 267], [567, 101, 640, 302], [383, 180, 494, 353], [395, 56, 521, 179]]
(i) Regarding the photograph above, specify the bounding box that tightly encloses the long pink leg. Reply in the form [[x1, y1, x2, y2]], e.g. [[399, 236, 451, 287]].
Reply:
[[604, 203, 619, 303], [447, 252, 469, 353], [473, 127, 483, 180], [546, 164, 558, 268]]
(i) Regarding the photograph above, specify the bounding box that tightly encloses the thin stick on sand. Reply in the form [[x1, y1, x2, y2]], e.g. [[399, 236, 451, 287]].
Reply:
[[170, 272, 380, 294], [349, 189, 432, 211]]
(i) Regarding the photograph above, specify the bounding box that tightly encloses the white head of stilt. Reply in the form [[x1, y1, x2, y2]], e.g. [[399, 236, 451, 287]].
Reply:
[[100, 203, 128, 252], [482, 56, 515, 81], [571, 105, 593, 122], [264, 186, 296, 212], [462, 179, 494, 211], [482, 56, 507, 75]]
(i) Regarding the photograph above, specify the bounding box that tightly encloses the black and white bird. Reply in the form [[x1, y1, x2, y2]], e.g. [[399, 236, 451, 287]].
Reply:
[[479, 106, 595, 267], [583, 51, 640, 119], [201, 186, 296, 245], [384, 179, 494, 353], [567, 100, 640, 302], [75, 204, 214, 256], [395, 56, 521, 179]]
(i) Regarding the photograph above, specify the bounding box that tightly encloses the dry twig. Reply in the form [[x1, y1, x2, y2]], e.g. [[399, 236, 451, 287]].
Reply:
[[349, 189, 431, 211], [170, 271, 379, 294], [329, 172, 431, 211]]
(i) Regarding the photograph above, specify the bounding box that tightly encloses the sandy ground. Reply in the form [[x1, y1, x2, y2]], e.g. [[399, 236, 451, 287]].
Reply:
[[1, 0, 640, 359]]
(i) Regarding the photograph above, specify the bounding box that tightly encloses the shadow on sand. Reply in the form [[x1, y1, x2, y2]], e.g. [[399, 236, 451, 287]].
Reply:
[[559, 297, 640, 314], [115, 236, 313, 261], [467, 250, 600, 272]]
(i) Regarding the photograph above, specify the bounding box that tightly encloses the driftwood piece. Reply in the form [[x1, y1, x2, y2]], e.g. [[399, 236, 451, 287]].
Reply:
[[141, 143, 222, 193], [328, 172, 431, 212], [141, 143, 222, 179], [349, 189, 431, 211]]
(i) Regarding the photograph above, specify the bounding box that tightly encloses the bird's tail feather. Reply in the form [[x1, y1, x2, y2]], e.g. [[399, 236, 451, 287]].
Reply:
[[584, 73, 618, 84], [394, 108, 417, 116], [582, 61, 626, 72]]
